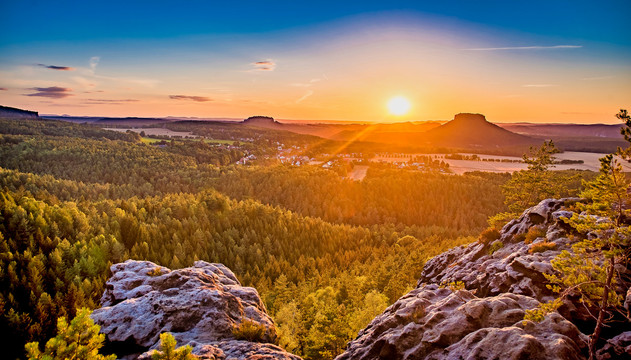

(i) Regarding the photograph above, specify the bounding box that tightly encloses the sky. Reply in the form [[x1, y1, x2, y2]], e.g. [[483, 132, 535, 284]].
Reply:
[[0, 1, 630, 123]]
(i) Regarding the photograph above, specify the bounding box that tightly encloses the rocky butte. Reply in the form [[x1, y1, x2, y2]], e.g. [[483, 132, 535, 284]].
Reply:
[[422, 112, 537, 150], [93, 199, 631, 359], [242, 116, 279, 126]]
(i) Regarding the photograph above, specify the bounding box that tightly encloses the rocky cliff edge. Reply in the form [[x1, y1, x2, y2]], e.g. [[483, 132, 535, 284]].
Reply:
[[336, 198, 631, 360]]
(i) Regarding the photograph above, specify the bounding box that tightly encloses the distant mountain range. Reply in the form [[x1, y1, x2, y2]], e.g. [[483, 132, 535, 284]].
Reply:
[[4, 104, 627, 154], [498, 123, 624, 138], [240, 112, 626, 154]]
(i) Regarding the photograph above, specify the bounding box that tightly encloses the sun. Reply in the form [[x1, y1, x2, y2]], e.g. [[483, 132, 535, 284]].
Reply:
[[387, 96, 411, 116]]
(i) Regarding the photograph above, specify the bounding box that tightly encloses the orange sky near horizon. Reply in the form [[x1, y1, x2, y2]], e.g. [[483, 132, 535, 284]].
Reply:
[[1, 13, 629, 124]]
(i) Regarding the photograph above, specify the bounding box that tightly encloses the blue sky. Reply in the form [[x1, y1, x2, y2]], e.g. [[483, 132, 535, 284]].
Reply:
[[1, 1, 629, 45], [0, 1, 629, 122]]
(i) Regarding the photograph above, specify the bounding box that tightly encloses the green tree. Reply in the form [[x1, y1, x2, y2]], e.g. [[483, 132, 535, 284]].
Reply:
[[150, 333, 197, 360], [525, 109, 631, 360], [275, 301, 303, 353], [502, 140, 560, 213], [25, 308, 115, 360]]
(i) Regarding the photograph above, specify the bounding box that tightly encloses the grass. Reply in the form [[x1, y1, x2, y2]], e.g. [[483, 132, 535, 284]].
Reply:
[[231, 318, 270, 343], [478, 227, 501, 245], [141, 137, 163, 144], [488, 241, 504, 255], [528, 241, 557, 254], [203, 139, 235, 144], [141, 137, 235, 145], [524, 226, 547, 244]]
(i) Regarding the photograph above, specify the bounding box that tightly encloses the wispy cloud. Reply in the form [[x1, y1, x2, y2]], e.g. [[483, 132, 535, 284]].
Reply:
[[464, 45, 582, 51], [0, 87, 7, 91], [37, 63, 74, 71], [582, 75, 613, 81], [291, 78, 321, 87], [522, 84, 558, 88], [72, 76, 97, 89], [169, 95, 212, 102], [25, 86, 73, 98], [251, 60, 276, 71], [89, 56, 100, 74], [82, 98, 139, 105], [296, 90, 314, 104]]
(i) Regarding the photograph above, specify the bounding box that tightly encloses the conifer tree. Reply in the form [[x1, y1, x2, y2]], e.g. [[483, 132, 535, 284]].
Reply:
[[525, 109, 631, 360], [501, 140, 560, 213], [150, 333, 197, 360], [25, 308, 115, 360]]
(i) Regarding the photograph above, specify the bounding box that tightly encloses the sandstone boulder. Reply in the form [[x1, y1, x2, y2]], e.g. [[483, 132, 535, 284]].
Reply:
[[418, 198, 581, 302], [92, 260, 301, 359], [596, 331, 631, 360], [336, 284, 588, 360]]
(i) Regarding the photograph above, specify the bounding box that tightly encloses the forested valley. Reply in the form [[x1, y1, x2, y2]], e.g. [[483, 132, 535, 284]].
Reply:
[[0, 117, 591, 359]]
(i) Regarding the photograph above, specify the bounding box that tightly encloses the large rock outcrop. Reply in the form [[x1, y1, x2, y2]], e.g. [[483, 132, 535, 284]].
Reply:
[[92, 260, 301, 360], [337, 285, 587, 360], [418, 198, 580, 302], [336, 198, 631, 359]]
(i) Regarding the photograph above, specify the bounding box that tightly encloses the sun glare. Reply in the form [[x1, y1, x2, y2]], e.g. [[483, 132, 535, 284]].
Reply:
[[387, 96, 411, 116]]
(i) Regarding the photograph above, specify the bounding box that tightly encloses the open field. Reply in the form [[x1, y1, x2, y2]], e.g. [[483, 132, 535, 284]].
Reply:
[[371, 151, 631, 175], [108, 128, 235, 145], [140, 137, 163, 144], [106, 127, 198, 138], [348, 165, 369, 181]]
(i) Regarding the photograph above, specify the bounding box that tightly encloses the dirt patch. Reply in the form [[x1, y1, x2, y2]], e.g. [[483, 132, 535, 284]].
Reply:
[[348, 165, 369, 181]]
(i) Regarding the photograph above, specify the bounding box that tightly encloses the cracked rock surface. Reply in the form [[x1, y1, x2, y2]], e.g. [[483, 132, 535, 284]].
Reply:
[[92, 260, 301, 359]]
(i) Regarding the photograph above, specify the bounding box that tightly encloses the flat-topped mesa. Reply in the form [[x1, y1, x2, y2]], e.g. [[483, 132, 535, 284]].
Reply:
[[452, 112, 487, 124], [243, 116, 278, 125]]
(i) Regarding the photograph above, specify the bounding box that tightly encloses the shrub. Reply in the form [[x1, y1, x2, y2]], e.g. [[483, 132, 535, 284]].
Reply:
[[488, 241, 504, 255], [150, 333, 197, 360], [528, 241, 557, 254], [147, 267, 164, 276], [439, 281, 465, 291], [410, 305, 426, 322], [523, 298, 563, 324], [478, 227, 500, 245], [512, 233, 526, 243], [524, 226, 546, 244], [231, 318, 268, 343]]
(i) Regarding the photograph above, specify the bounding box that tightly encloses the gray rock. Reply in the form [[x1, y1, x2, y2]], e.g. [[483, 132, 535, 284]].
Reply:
[[336, 285, 588, 360], [596, 331, 631, 360], [337, 198, 631, 360], [139, 340, 301, 360], [92, 260, 301, 359], [418, 198, 583, 302]]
